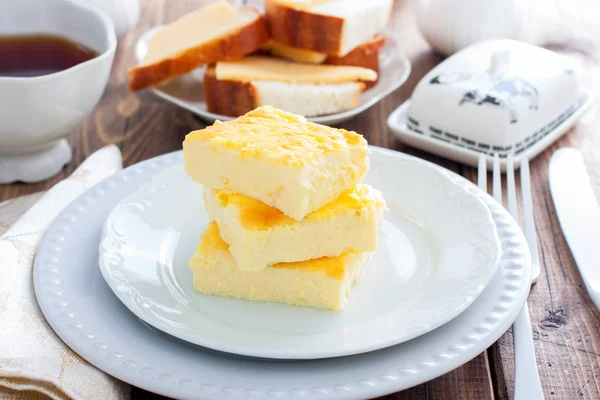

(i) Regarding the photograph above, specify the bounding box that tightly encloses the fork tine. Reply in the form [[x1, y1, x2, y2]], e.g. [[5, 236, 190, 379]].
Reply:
[[520, 158, 540, 282], [514, 156, 544, 397], [483, 155, 542, 399], [478, 154, 487, 190], [507, 159, 518, 221], [493, 153, 503, 204]]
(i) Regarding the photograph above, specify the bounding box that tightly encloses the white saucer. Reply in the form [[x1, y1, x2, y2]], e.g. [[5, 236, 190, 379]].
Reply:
[[33, 148, 531, 399], [134, 27, 411, 125], [97, 147, 501, 359], [0, 139, 71, 184]]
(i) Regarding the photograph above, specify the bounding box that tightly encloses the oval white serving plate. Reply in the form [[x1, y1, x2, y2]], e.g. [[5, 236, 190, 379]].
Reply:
[[96, 146, 501, 359], [134, 26, 411, 125], [33, 147, 531, 399]]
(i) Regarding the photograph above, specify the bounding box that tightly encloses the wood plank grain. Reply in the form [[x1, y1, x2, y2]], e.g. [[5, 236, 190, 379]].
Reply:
[[376, 352, 494, 400]]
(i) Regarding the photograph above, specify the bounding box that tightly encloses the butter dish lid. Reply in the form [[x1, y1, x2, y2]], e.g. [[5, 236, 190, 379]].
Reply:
[[388, 39, 594, 169]]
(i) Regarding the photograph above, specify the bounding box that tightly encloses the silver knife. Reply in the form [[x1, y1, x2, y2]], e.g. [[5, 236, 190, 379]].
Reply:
[[549, 147, 600, 310]]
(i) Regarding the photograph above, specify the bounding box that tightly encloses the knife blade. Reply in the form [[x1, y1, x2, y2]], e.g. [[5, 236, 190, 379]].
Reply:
[[549, 147, 600, 310]]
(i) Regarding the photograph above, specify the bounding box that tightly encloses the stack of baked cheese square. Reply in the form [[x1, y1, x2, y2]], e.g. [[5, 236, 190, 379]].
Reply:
[[183, 106, 386, 310]]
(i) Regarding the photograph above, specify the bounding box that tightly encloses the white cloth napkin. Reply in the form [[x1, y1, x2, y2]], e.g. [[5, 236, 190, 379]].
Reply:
[[0, 145, 130, 400]]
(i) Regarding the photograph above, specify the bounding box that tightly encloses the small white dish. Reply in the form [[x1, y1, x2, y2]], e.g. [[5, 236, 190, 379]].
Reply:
[[97, 147, 501, 359], [134, 27, 411, 125], [33, 148, 531, 399], [387, 39, 595, 170], [0, 0, 117, 183], [388, 92, 593, 171]]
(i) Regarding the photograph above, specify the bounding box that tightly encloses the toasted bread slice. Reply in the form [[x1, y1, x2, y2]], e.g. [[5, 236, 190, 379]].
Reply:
[[205, 66, 257, 117], [215, 55, 377, 83], [265, 35, 386, 89], [204, 65, 365, 117], [266, 35, 386, 66], [326, 34, 386, 89], [265, 0, 392, 56], [129, 2, 268, 91]]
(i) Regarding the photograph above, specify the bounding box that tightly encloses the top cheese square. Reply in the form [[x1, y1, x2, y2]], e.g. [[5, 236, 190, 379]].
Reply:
[[183, 106, 369, 220]]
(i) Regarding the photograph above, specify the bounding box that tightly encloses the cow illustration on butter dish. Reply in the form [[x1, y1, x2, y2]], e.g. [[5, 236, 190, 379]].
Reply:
[[430, 73, 539, 124]]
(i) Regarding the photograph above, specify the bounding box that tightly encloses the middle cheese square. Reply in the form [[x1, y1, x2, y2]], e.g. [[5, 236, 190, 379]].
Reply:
[[204, 183, 386, 271]]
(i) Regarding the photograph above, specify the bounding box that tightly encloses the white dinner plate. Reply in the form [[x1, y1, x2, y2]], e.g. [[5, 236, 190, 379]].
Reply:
[[134, 27, 412, 125], [97, 147, 501, 359], [33, 148, 531, 399]]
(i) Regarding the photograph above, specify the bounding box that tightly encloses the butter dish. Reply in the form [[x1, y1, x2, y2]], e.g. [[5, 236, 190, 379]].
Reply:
[[388, 39, 594, 169]]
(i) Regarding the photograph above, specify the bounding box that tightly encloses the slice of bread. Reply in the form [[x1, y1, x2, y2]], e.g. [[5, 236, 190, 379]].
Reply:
[[326, 34, 386, 89], [265, 0, 393, 56], [129, 1, 268, 91], [204, 65, 365, 117], [265, 35, 386, 89], [215, 55, 377, 83]]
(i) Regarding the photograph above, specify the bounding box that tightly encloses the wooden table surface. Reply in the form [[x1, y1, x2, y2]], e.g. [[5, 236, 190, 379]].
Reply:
[[2, 1, 600, 399]]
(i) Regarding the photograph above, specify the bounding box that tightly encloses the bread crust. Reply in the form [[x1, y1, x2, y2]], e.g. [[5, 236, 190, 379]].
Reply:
[[265, 0, 345, 55], [204, 64, 366, 117], [326, 34, 386, 89], [129, 10, 269, 91], [204, 66, 258, 116]]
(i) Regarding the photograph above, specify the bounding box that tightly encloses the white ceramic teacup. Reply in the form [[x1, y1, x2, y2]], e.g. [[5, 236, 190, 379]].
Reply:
[[0, 0, 117, 183]]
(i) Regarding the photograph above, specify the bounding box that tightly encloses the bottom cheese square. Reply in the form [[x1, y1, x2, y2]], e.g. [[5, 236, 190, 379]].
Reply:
[[189, 222, 369, 311]]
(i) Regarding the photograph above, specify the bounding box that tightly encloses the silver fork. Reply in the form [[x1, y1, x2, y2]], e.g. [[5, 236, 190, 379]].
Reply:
[[478, 154, 544, 400]]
